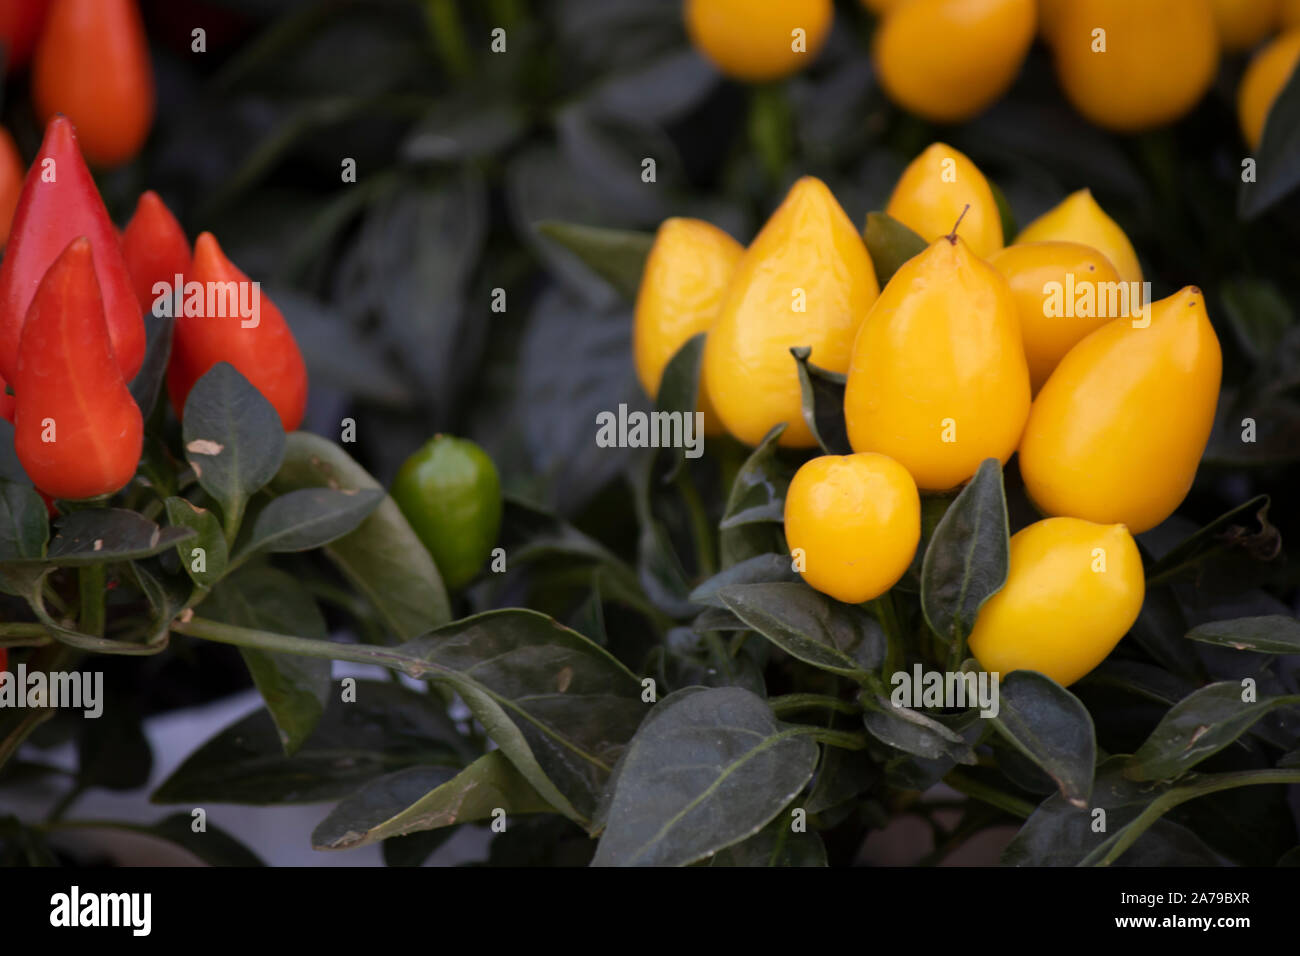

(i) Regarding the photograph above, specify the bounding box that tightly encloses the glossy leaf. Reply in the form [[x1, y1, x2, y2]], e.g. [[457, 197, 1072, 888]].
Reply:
[[920, 458, 1009, 653], [864, 212, 927, 287], [719, 423, 793, 529], [1185, 615, 1300, 654], [535, 220, 653, 301], [128, 311, 175, 417], [241, 487, 383, 556], [592, 687, 818, 866], [718, 582, 883, 678], [204, 565, 331, 755], [654, 333, 706, 481], [183, 362, 286, 530], [991, 670, 1096, 808], [152, 682, 468, 805], [397, 609, 646, 827], [1125, 682, 1300, 782], [46, 510, 194, 566], [791, 346, 851, 455], [0, 478, 48, 561], [164, 497, 228, 589], [313, 752, 554, 851], [1144, 495, 1278, 586], [1240, 61, 1300, 219], [862, 696, 978, 763], [270, 432, 451, 638], [688, 553, 799, 608]]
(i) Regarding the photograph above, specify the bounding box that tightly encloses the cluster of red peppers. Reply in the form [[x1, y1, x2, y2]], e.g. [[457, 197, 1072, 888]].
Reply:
[[0, 116, 308, 503]]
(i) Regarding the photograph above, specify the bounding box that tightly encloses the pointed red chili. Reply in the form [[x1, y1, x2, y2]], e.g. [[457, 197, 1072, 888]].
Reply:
[[13, 237, 143, 500], [0, 116, 145, 384], [122, 189, 191, 317], [0, 0, 52, 74], [167, 232, 308, 432]]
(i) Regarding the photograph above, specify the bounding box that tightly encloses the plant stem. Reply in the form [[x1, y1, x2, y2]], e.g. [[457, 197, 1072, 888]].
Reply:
[[1081, 768, 1300, 867], [173, 616, 428, 676], [794, 726, 868, 750], [769, 693, 860, 718], [0, 624, 53, 646], [0, 644, 76, 774], [78, 565, 106, 638], [675, 468, 717, 579], [943, 769, 1036, 820]]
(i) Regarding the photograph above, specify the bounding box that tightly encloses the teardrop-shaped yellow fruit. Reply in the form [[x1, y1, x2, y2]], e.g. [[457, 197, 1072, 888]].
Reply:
[[1284, 0, 1300, 26], [1019, 286, 1222, 534], [1051, 0, 1219, 132], [1037, 0, 1070, 44], [1015, 189, 1143, 287], [967, 517, 1144, 687], [885, 142, 1004, 259], [684, 0, 834, 82], [989, 241, 1123, 394], [873, 0, 1037, 123], [705, 176, 879, 447], [858, 0, 905, 14], [784, 452, 920, 604], [844, 236, 1030, 492], [1239, 30, 1300, 150], [634, 218, 743, 436]]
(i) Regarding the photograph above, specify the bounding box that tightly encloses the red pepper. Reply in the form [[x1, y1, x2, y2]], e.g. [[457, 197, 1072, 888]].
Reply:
[[0, 116, 145, 385], [122, 190, 191, 318], [31, 0, 154, 167], [0, 125, 23, 249], [0, 0, 52, 74], [0, 646, 7, 673], [13, 236, 143, 500], [167, 232, 308, 432]]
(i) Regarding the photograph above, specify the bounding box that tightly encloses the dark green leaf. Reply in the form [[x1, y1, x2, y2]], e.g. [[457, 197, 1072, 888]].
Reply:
[[105, 814, 265, 866], [1144, 495, 1278, 586], [790, 346, 850, 455], [152, 682, 467, 805], [204, 565, 331, 755], [719, 424, 793, 529], [654, 333, 707, 480], [46, 510, 194, 566], [592, 687, 818, 866], [920, 458, 1009, 652], [183, 363, 286, 530], [241, 487, 383, 556], [805, 745, 878, 815], [648, 626, 766, 696], [1220, 279, 1292, 360], [991, 671, 1096, 808], [1240, 59, 1300, 219], [862, 696, 977, 763], [864, 212, 927, 287], [164, 497, 228, 589], [0, 479, 48, 561], [688, 553, 799, 608], [270, 432, 451, 638], [1125, 682, 1300, 782], [128, 312, 175, 417], [1186, 615, 1300, 654], [535, 221, 654, 301], [718, 582, 883, 677], [397, 610, 646, 827], [312, 752, 554, 851]]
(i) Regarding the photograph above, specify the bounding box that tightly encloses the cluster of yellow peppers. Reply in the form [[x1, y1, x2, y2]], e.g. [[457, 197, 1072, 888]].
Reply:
[[633, 142, 1223, 688], [686, 0, 1300, 145]]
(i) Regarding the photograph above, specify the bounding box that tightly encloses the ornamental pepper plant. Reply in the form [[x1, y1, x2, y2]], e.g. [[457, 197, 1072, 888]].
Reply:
[[1, 0, 1299, 872]]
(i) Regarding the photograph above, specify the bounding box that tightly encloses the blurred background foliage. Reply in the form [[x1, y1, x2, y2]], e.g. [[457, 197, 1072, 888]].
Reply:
[[3, 0, 1299, 702]]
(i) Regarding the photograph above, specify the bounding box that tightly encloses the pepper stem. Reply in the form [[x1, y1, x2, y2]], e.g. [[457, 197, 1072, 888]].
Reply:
[[946, 204, 972, 244]]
